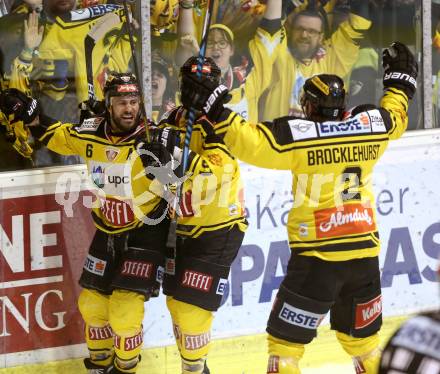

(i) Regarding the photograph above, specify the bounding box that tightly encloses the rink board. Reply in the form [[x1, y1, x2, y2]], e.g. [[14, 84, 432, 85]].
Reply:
[[0, 129, 440, 370], [0, 315, 410, 374]]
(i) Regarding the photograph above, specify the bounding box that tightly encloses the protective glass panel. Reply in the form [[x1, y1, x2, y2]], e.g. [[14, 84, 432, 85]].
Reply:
[[433, 0, 440, 126]]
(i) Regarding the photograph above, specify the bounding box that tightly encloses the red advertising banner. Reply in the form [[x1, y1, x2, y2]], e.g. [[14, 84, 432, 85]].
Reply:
[[0, 192, 95, 354]]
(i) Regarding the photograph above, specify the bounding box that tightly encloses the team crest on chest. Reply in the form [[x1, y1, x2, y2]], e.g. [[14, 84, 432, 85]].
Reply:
[[105, 147, 120, 161]]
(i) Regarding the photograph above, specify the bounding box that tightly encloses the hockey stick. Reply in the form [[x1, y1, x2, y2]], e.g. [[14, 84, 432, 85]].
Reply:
[[166, 0, 215, 248], [121, 0, 151, 142]]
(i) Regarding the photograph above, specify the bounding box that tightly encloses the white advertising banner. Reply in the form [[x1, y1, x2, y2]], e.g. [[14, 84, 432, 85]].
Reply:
[[0, 130, 440, 365]]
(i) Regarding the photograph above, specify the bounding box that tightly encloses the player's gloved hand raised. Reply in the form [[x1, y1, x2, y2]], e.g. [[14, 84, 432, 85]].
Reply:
[[149, 127, 182, 160], [0, 88, 40, 124], [135, 139, 171, 170], [135, 128, 181, 168], [180, 74, 231, 122], [383, 41, 418, 99]]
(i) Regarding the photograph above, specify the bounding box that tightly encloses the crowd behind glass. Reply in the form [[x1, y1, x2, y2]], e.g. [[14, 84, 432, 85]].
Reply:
[[0, 0, 437, 172]]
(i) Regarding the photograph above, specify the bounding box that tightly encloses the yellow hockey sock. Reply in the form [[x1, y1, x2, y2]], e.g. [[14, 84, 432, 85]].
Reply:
[[85, 323, 114, 367], [113, 331, 143, 373], [78, 289, 113, 367], [267, 334, 305, 374], [167, 297, 213, 373], [109, 290, 145, 373], [336, 331, 381, 373]]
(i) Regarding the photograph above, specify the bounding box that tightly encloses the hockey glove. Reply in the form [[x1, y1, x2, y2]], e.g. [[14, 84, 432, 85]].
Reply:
[[136, 139, 171, 169], [79, 99, 106, 122], [0, 112, 33, 159], [383, 41, 418, 99], [180, 74, 231, 122], [149, 127, 182, 160], [0, 88, 40, 124]]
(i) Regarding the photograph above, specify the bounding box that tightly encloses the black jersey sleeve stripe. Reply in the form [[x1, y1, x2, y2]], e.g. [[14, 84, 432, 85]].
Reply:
[[37, 122, 65, 144], [292, 238, 377, 253], [202, 142, 235, 159], [289, 231, 379, 245]]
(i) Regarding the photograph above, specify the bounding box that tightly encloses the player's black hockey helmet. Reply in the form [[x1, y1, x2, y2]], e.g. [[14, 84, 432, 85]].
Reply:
[[300, 74, 346, 120], [179, 56, 222, 111], [180, 56, 222, 85], [104, 71, 140, 107]]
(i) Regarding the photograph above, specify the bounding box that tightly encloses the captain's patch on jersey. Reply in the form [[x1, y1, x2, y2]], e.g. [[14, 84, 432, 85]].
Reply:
[[77, 117, 103, 132], [288, 119, 317, 140]]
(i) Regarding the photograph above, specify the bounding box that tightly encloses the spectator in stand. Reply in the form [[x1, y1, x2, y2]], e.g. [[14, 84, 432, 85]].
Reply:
[[0, 1, 42, 171], [327, 3, 379, 108], [151, 0, 179, 37], [151, 50, 176, 122], [0, 0, 42, 92], [175, 0, 283, 122], [1, 0, 82, 167], [36, 2, 133, 105], [257, 0, 371, 120], [1, 0, 127, 168]]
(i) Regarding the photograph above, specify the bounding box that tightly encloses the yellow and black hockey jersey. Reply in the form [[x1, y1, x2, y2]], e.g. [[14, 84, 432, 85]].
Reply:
[[215, 87, 409, 261], [158, 107, 247, 238], [30, 115, 167, 234]]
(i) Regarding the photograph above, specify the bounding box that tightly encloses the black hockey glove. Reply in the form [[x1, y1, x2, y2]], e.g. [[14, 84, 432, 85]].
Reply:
[[0, 88, 40, 124], [149, 127, 182, 158], [135, 139, 171, 169], [79, 99, 106, 122], [383, 41, 418, 99], [135, 128, 181, 168], [180, 74, 231, 122]]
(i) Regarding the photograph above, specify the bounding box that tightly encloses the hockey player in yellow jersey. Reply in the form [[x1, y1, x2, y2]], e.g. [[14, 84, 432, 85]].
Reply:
[[178, 42, 418, 373], [0, 72, 169, 374], [137, 56, 247, 374]]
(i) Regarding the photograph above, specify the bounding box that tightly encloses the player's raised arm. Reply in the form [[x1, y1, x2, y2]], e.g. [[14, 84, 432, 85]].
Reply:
[[380, 42, 418, 139]]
